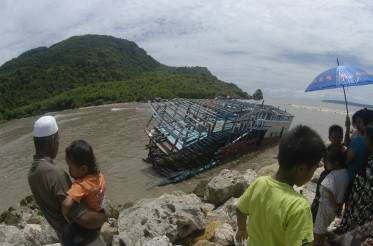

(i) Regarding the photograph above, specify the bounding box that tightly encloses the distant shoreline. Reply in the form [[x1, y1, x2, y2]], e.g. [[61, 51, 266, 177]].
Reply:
[[323, 99, 373, 109]]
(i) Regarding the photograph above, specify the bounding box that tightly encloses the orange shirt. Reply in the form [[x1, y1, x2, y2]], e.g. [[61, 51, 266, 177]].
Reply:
[[67, 172, 105, 211]]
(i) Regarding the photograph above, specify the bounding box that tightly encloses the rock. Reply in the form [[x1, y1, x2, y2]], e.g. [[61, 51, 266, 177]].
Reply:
[[193, 240, 220, 246], [107, 218, 118, 228], [0, 224, 26, 245], [294, 185, 316, 204], [117, 191, 207, 246], [101, 222, 117, 246], [214, 223, 235, 245], [111, 235, 121, 246], [193, 179, 210, 198], [205, 210, 229, 226], [204, 169, 250, 206], [216, 198, 239, 229], [195, 221, 223, 242], [40, 218, 58, 245], [200, 203, 215, 217], [43, 244, 61, 246], [0, 243, 18, 246], [121, 201, 134, 210], [19, 195, 39, 210], [257, 163, 278, 177], [19, 196, 33, 207], [23, 224, 42, 245], [242, 169, 257, 186], [103, 199, 121, 219], [25, 214, 42, 225], [143, 236, 173, 246], [0, 208, 22, 226]]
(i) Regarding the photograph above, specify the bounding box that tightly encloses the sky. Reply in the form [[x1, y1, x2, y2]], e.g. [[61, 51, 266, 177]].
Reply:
[[1, 0, 373, 104]]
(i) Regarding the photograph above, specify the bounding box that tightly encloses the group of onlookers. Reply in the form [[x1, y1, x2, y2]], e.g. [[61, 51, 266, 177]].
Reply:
[[236, 108, 373, 246], [27, 108, 373, 246]]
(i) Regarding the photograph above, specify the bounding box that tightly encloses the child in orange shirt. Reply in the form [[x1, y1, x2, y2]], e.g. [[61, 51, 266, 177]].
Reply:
[[62, 140, 105, 246]]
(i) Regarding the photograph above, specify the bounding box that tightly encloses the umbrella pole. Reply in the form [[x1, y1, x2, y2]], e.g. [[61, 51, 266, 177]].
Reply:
[[342, 85, 349, 116]]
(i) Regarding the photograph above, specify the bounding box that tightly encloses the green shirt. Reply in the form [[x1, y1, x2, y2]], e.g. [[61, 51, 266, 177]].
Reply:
[[237, 176, 313, 246]]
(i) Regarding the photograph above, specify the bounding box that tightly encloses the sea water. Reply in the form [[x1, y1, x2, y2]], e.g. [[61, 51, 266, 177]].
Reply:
[[0, 98, 362, 210]]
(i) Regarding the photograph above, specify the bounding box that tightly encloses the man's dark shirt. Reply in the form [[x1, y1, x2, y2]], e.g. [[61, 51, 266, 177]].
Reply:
[[28, 157, 72, 237]]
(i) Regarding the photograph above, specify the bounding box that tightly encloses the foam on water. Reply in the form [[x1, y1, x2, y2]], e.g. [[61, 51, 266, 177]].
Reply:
[[290, 104, 355, 116], [111, 107, 133, 112]]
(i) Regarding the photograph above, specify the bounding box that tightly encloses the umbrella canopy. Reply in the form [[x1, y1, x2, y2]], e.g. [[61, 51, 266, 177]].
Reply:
[[305, 65, 373, 92], [305, 65, 373, 116]]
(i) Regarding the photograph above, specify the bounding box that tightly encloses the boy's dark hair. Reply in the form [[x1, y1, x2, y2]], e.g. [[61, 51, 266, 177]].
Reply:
[[352, 109, 370, 126], [366, 125, 373, 143], [329, 124, 343, 136], [324, 144, 346, 167], [65, 140, 98, 174], [278, 125, 326, 170]]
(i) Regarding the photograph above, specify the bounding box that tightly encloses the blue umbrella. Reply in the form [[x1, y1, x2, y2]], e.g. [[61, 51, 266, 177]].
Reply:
[[305, 60, 373, 115]]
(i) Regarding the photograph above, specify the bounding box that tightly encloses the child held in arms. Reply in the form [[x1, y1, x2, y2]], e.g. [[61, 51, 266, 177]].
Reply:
[[310, 124, 347, 220], [328, 124, 347, 149], [235, 125, 326, 246], [312, 144, 348, 246], [62, 140, 106, 246]]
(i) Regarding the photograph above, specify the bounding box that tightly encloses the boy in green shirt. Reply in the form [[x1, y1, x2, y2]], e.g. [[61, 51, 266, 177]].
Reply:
[[236, 125, 326, 246]]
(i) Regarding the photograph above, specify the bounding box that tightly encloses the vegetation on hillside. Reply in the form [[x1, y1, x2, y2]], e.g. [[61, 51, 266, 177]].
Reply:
[[0, 35, 249, 121], [252, 89, 263, 100]]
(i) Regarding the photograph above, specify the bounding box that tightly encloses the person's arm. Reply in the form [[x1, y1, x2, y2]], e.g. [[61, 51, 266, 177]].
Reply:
[[236, 207, 248, 242], [62, 196, 75, 222], [66, 183, 108, 229], [63, 197, 108, 229], [74, 209, 108, 229], [235, 180, 257, 244]]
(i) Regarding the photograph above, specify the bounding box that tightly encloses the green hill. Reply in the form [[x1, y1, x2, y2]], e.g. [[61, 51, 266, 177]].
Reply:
[[0, 34, 248, 120]]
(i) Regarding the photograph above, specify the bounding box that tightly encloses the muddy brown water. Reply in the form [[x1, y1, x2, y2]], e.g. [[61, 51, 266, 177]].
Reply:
[[0, 98, 354, 210]]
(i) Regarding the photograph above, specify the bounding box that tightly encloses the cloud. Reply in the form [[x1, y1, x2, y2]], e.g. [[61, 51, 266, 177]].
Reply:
[[1, 0, 373, 103]]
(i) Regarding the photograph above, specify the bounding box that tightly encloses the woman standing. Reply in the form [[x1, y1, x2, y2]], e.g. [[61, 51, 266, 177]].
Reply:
[[335, 114, 372, 231], [331, 125, 373, 245]]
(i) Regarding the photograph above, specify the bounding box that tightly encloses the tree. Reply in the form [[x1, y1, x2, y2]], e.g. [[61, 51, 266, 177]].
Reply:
[[252, 89, 263, 100]]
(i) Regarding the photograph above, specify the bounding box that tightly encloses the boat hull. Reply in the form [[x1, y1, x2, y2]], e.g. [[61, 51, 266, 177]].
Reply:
[[144, 98, 293, 184]]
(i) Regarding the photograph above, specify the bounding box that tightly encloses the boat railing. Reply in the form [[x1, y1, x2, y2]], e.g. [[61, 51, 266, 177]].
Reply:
[[147, 99, 291, 150]]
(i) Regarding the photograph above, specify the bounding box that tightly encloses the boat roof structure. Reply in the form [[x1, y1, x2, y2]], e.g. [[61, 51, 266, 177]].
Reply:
[[146, 98, 293, 152]]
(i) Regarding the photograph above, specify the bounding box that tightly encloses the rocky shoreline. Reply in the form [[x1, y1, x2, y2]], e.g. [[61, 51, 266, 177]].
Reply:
[[0, 165, 323, 246]]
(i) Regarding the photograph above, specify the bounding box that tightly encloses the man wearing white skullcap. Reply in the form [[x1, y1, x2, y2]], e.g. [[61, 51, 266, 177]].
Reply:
[[28, 116, 107, 246], [32, 115, 59, 138]]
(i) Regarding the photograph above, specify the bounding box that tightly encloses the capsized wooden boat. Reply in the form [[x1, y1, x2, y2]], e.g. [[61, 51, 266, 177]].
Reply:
[[144, 98, 293, 185]]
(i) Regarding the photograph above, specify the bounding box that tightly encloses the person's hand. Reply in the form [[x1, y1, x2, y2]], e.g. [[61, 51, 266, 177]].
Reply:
[[345, 115, 351, 130], [62, 206, 70, 222], [235, 229, 248, 243]]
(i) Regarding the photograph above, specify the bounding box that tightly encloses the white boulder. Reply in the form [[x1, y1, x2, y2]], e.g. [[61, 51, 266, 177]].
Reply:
[[143, 236, 174, 246], [23, 224, 42, 245], [117, 191, 207, 246], [204, 169, 256, 206], [214, 223, 235, 245], [0, 225, 26, 245]]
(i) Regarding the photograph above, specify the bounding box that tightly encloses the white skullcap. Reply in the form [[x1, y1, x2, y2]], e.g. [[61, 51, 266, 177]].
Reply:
[[32, 116, 59, 137]]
